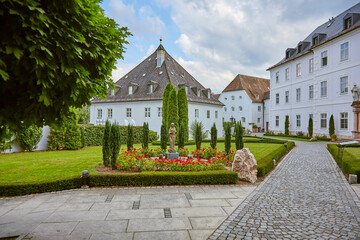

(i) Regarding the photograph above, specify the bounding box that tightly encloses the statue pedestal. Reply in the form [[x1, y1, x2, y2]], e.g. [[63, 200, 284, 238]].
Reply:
[[166, 152, 179, 160], [352, 101, 360, 139]]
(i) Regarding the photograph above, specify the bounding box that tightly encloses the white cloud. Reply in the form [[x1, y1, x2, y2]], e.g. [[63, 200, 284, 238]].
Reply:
[[111, 63, 136, 82]]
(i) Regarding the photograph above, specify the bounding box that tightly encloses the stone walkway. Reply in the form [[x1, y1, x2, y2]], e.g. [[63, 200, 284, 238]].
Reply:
[[0, 185, 256, 240], [209, 141, 360, 239]]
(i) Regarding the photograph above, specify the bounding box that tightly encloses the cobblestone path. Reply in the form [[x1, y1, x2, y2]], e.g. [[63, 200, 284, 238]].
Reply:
[[209, 142, 360, 240]]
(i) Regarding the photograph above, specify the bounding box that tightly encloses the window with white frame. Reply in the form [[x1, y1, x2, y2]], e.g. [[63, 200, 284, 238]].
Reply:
[[231, 107, 235, 111], [309, 85, 314, 100], [231, 96, 235, 100], [276, 93, 279, 104], [285, 91, 289, 103], [224, 107, 227, 112], [215, 111, 218, 119], [285, 68, 289, 80], [145, 108, 150, 117], [276, 71, 279, 83], [255, 94, 259, 99], [340, 42, 349, 61], [239, 96, 242, 99], [128, 86, 133, 95], [239, 106, 243, 112], [275, 116, 279, 127], [296, 63, 301, 77], [320, 81, 327, 97], [126, 108, 131, 117], [97, 109, 102, 119], [257, 118, 261, 123], [195, 109, 199, 118], [296, 115, 301, 127], [197, 90, 201, 97], [309, 58, 314, 73], [340, 76, 348, 94], [242, 117, 246, 123], [258, 106, 261, 112], [321, 113, 327, 128], [207, 110, 210, 119], [321, 51, 328, 67], [158, 107, 162, 117], [296, 88, 301, 102], [107, 108, 112, 119], [147, 84, 153, 94], [340, 112, 348, 129]]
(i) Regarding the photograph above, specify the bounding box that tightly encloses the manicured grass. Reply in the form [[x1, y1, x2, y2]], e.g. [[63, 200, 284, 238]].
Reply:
[[0, 142, 285, 186], [327, 144, 360, 183]]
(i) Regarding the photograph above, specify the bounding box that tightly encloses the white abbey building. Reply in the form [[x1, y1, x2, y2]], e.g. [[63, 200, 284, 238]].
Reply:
[[89, 41, 224, 138], [218, 74, 270, 132], [267, 3, 360, 139]]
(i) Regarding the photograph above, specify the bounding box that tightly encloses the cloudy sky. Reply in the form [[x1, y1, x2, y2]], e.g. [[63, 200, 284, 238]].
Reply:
[[100, 0, 359, 93]]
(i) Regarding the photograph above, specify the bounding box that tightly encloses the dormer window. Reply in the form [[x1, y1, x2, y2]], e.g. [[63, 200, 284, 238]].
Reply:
[[254, 94, 259, 99], [286, 51, 290, 59], [312, 36, 319, 45], [128, 86, 133, 95], [197, 90, 201, 97], [208, 91, 211, 99], [185, 86, 189, 94], [110, 89, 115, 96], [148, 84, 153, 94], [344, 17, 352, 29], [298, 44, 302, 53]]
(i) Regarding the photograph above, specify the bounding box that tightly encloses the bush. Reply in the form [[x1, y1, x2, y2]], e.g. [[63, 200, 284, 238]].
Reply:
[[162, 83, 173, 125], [235, 121, 243, 150], [178, 87, 189, 141], [224, 122, 232, 155], [64, 124, 82, 150], [102, 121, 111, 166], [0, 126, 14, 152], [193, 121, 203, 150], [285, 115, 289, 136], [160, 123, 167, 152], [329, 115, 335, 137], [210, 123, 217, 149], [178, 124, 185, 149], [142, 122, 149, 149], [47, 127, 65, 151], [15, 124, 42, 151], [308, 118, 313, 137], [110, 123, 121, 170], [127, 124, 134, 150], [167, 88, 179, 138]]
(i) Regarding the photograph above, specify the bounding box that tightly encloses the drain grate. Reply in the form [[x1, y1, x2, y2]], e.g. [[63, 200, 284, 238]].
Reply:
[[164, 208, 172, 218], [185, 192, 193, 200], [105, 194, 114, 203], [132, 200, 140, 209]]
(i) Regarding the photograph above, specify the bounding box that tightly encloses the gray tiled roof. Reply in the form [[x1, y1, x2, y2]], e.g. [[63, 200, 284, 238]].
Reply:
[[92, 44, 224, 106], [267, 2, 360, 70]]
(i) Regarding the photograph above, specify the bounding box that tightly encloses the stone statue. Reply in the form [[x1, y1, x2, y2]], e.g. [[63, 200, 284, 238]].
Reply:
[[351, 84, 360, 102], [168, 123, 177, 153]]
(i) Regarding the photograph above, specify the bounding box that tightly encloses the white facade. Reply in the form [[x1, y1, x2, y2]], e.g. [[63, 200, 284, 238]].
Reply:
[[269, 28, 360, 138], [89, 101, 223, 139], [219, 91, 265, 131]]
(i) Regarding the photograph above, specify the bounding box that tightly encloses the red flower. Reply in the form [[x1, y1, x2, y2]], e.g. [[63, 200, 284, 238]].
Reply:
[[116, 164, 119, 167], [150, 168, 152, 171]]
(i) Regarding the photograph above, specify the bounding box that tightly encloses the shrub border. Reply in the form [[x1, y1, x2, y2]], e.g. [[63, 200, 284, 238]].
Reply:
[[0, 170, 237, 197]]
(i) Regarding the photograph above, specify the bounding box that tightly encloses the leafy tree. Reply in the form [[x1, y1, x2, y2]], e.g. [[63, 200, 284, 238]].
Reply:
[[178, 123, 185, 149], [224, 122, 232, 155], [162, 83, 174, 125], [235, 121, 244, 150], [15, 124, 42, 151], [0, 0, 131, 136], [110, 123, 121, 170], [210, 123, 217, 149], [167, 88, 179, 137], [160, 123, 168, 152], [329, 115, 335, 136], [127, 124, 134, 150], [0, 126, 13, 152], [194, 121, 203, 150], [190, 121, 208, 140], [285, 115, 289, 136], [142, 122, 149, 149], [178, 87, 189, 141], [102, 120, 111, 166], [77, 105, 90, 124], [308, 118, 313, 137]]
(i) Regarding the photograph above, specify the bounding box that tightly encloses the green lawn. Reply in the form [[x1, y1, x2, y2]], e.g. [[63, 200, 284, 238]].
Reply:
[[0, 142, 284, 186]]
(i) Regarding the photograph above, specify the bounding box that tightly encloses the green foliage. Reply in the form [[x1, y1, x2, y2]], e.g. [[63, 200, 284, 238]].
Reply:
[[190, 120, 208, 140], [210, 123, 217, 149], [178, 87, 189, 141], [47, 128, 65, 151], [285, 115, 289, 136], [77, 105, 90, 124], [0, 125, 14, 152], [0, 0, 131, 132], [102, 121, 111, 166], [193, 121, 204, 150], [110, 123, 121, 170], [15, 125, 42, 151], [160, 123, 168, 151], [178, 124, 185, 149], [329, 115, 335, 136], [235, 121, 244, 150], [80, 127, 85, 148], [162, 83, 174, 125], [308, 118, 313, 137], [142, 122, 149, 149], [64, 124, 82, 150], [167, 88, 179, 137], [224, 122, 232, 155], [127, 124, 134, 150]]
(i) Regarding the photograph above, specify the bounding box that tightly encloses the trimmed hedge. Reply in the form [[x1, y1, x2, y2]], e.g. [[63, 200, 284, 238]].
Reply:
[[0, 170, 237, 197], [80, 125, 157, 146], [264, 133, 330, 141], [257, 141, 295, 177]]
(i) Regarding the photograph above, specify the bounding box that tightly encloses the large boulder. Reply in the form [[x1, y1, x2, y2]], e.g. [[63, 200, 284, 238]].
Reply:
[[232, 148, 257, 183]]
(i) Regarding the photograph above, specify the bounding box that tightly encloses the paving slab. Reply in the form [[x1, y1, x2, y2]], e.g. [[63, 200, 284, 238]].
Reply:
[[140, 193, 190, 209], [89, 201, 132, 211], [191, 192, 237, 199], [46, 210, 108, 222], [72, 220, 128, 234], [189, 199, 231, 207], [89, 232, 133, 240], [31, 222, 78, 236], [127, 218, 192, 232], [106, 209, 163, 220], [171, 206, 227, 218], [133, 230, 190, 240], [189, 216, 227, 229], [189, 229, 215, 240]]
